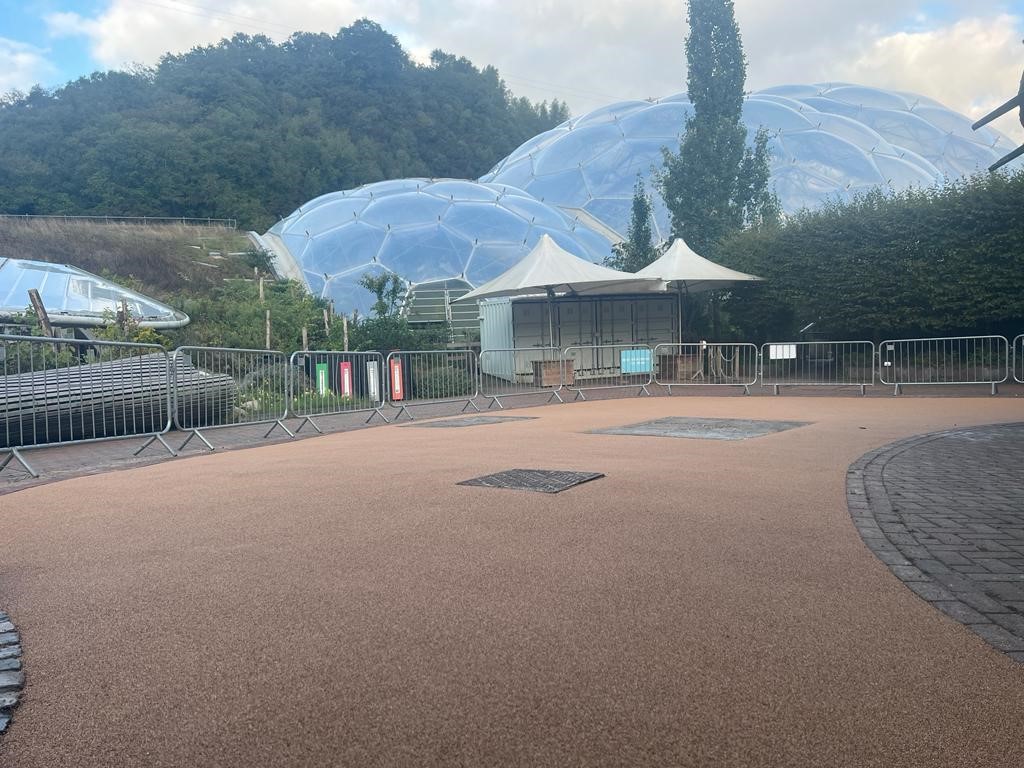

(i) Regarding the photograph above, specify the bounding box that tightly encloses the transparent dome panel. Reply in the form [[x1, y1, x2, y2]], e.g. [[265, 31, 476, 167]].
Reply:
[[855, 109, 947, 158], [426, 179, 504, 202], [800, 96, 863, 120], [500, 127, 568, 169], [779, 130, 884, 186], [744, 98, 813, 132], [534, 123, 625, 175], [619, 101, 691, 139], [574, 100, 648, 128], [581, 139, 662, 198], [359, 193, 452, 228], [528, 168, 591, 207], [382, 224, 473, 282], [306, 222, 386, 278], [465, 242, 534, 284], [770, 166, 850, 213], [289, 196, 370, 235], [324, 263, 393, 318], [872, 153, 940, 188], [498, 194, 574, 230], [302, 270, 327, 298], [569, 225, 615, 262], [442, 201, 531, 244], [811, 113, 893, 154], [824, 85, 910, 111]]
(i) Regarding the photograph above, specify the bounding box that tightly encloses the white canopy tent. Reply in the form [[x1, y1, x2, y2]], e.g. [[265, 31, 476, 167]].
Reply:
[[453, 234, 665, 343], [634, 238, 762, 342]]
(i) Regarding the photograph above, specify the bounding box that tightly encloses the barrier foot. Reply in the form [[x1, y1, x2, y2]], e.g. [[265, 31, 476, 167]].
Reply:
[[860, 384, 866, 397], [0, 448, 39, 479], [773, 384, 780, 396], [366, 408, 390, 425], [134, 434, 177, 458], [264, 420, 295, 439], [639, 385, 651, 397], [391, 405, 414, 422], [894, 384, 902, 396], [294, 416, 323, 435], [573, 390, 587, 402], [743, 385, 750, 396], [666, 384, 673, 396], [179, 429, 215, 452], [488, 397, 505, 410], [992, 383, 998, 396], [547, 390, 564, 404], [462, 399, 482, 413]]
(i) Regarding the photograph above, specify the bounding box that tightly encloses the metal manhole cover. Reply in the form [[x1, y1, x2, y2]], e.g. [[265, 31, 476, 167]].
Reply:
[[403, 416, 539, 428], [458, 469, 605, 493], [590, 416, 810, 441]]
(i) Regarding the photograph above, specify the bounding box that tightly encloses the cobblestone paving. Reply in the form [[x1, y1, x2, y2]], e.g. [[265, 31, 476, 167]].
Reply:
[[848, 423, 1024, 661]]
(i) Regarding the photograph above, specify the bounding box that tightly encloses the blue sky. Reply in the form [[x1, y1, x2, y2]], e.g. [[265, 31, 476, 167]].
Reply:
[[2, 1, 1023, 139]]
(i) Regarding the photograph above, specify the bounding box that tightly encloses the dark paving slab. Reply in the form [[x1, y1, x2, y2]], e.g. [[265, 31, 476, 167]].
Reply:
[[590, 415, 810, 440], [401, 415, 539, 428], [848, 422, 1024, 661], [457, 468, 604, 493]]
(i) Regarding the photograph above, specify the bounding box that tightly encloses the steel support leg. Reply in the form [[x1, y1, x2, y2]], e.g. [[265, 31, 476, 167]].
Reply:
[[134, 433, 177, 457], [0, 448, 38, 478]]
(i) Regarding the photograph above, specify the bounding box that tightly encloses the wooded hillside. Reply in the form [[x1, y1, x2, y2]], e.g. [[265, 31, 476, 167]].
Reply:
[[0, 20, 568, 231]]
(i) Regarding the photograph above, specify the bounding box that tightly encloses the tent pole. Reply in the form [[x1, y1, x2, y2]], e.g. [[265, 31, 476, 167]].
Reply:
[[546, 287, 556, 349]]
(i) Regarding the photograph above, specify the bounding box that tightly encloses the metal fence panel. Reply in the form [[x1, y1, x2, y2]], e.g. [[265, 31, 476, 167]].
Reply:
[[171, 346, 293, 450], [1014, 335, 1024, 385], [561, 344, 654, 400], [1, 334, 175, 477], [286, 350, 388, 430], [877, 336, 1008, 395], [760, 341, 876, 395], [653, 343, 758, 393], [384, 349, 480, 420], [478, 347, 565, 408]]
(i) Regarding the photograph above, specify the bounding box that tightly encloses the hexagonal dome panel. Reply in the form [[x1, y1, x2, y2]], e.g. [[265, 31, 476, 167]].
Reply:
[[263, 179, 613, 316], [481, 83, 1017, 241]]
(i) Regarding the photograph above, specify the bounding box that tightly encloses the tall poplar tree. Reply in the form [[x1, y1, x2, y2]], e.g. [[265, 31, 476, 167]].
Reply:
[[605, 176, 660, 272], [660, 0, 777, 255]]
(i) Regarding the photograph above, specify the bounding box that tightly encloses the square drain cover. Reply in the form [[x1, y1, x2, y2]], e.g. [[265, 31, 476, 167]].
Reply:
[[404, 416, 538, 428], [458, 468, 604, 493], [590, 416, 810, 441]]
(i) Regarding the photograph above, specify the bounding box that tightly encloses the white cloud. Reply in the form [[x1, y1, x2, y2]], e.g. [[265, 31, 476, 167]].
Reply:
[[0, 37, 57, 94], [39, 0, 1024, 144]]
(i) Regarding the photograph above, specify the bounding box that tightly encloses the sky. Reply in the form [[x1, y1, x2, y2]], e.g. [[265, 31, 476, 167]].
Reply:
[[2, 0, 1023, 142]]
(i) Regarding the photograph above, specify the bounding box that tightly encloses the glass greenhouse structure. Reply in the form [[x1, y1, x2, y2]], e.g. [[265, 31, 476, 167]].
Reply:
[[0, 257, 189, 328], [481, 83, 1016, 241]]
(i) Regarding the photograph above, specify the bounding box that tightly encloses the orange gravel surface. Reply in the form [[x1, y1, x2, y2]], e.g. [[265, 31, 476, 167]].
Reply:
[[1, 396, 1023, 767]]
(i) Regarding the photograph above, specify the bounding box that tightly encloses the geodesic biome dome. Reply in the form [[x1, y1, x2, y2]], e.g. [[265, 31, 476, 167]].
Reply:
[[262, 178, 613, 318], [481, 83, 1017, 242]]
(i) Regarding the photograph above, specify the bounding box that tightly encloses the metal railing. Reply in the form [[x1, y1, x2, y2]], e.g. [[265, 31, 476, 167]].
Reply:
[[286, 351, 389, 431], [653, 343, 758, 394], [0, 213, 237, 228], [478, 347, 565, 408], [561, 344, 654, 400], [384, 349, 481, 421], [171, 347, 293, 450], [878, 336, 1009, 395], [1014, 335, 1024, 385], [760, 341, 876, 395], [1, 334, 175, 477]]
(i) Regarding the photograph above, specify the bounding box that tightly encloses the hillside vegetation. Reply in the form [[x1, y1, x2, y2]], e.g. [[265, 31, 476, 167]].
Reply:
[[0, 20, 567, 231]]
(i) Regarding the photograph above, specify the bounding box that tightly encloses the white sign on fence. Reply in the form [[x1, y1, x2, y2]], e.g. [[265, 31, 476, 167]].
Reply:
[[769, 344, 797, 360]]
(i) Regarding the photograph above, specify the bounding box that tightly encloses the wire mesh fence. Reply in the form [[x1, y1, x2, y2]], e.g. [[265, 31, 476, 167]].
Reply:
[[653, 343, 758, 393], [478, 347, 565, 408], [0, 334, 175, 476], [760, 341, 876, 395], [877, 336, 1009, 395], [286, 351, 388, 430]]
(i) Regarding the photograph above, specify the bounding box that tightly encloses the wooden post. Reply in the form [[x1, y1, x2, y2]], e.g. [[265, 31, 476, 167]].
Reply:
[[265, 309, 271, 350], [323, 308, 330, 334], [27, 289, 54, 338], [342, 316, 349, 352], [302, 326, 308, 352], [259, 277, 265, 302]]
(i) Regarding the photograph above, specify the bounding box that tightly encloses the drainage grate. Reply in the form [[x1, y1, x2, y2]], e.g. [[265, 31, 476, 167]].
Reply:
[[590, 416, 810, 441], [403, 416, 539, 429], [458, 468, 604, 493]]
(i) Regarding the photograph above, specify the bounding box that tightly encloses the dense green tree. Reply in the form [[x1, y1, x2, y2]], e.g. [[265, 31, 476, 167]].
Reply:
[[0, 20, 565, 230], [605, 176, 660, 272], [660, 0, 776, 254]]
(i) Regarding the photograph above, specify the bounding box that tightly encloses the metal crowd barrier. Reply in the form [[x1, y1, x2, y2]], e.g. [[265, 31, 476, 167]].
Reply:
[[286, 350, 389, 431], [878, 336, 1009, 395], [478, 347, 565, 408], [653, 342, 758, 394], [1014, 335, 1024, 385], [384, 349, 480, 421], [1, 334, 175, 477], [171, 346, 293, 450], [561, 344, 653, 400], [760, 341, 876, 395]]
